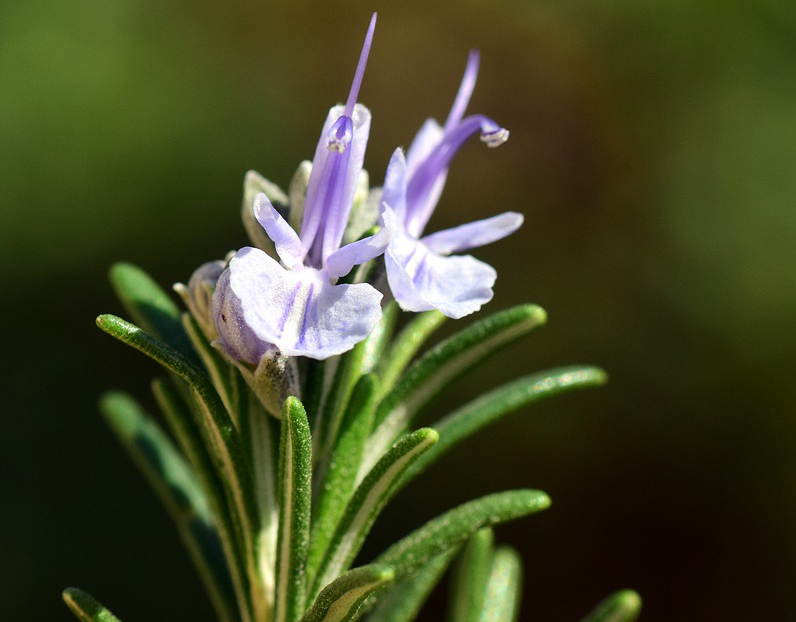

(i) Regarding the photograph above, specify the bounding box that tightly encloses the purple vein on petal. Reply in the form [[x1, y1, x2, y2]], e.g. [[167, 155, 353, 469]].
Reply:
[[412, 252, 430, 286], [295, 282, 316, 349], [276, 282, 303, 338]]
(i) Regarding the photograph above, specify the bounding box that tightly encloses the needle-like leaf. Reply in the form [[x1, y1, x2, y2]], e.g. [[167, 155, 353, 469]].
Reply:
[[245, 395, 280, 609], [398, 366, 608, 492], [362, 305, 546, 478], [109, 262, 196, 363], [96, 314, 259, 620], [182, 312, 237, 419], [151, 377, 250, 620], [374, 310, 446, 400], [315, 340, 367, 467], [100, 392, 236, 622], [448, 528, 494, 622], [63, 588, 123, 622], [364, 548, 458, 622], [360, 302, 398, 375], [374, 490, 550, 584], [275, 397, 313, 622], [301, 565, 394, 622], [311, 428, 439, 600], [308, 375, 379, 583], [477, 546, 522, 622], [580, 590, 642, 622]]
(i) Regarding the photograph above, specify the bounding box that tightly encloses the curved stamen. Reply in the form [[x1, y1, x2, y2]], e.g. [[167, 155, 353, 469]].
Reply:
[[444, 49, 480, 132], [481, 127, 510, 147], [344, 12, 377, 117], [406, 114, 509, 234]]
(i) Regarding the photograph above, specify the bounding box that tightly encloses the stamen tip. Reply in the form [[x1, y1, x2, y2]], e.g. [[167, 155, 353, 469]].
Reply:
[[481, 127, 510, 147], [327, 141, 346, 153], [327, 115, 354, 153]]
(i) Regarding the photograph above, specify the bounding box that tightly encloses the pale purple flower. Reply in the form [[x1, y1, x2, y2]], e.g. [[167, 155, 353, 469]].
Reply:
[[213, 13, 389, 361], [381, 50, 523, 319]]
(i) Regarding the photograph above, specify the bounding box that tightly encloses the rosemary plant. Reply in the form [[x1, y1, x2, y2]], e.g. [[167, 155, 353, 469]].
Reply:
[[66, 14, 641, 622]]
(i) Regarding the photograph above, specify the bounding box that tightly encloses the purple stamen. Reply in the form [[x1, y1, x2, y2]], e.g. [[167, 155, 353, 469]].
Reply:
[[344, 12, 377, 117], [406, 113, 509, 233], [444, 49, 480, 133]]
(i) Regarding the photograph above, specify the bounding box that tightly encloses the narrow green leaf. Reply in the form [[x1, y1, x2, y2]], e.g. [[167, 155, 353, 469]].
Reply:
[[301, 565, 394, 622], [182, 312, 236, 418], [246, 396, 280, 608], [311, 428, 439, 600], [108, 262, 195, 362], [151, 377, 214, 478], [308, 375, 379, 584], [364, 548, 458, 622], [97, 314, 259, 620], [448, 528, 494, 622], [96, 315, 254, 527], [398, 367, 608, 492], [63, 588, 122, 622], [100, 392, 236, 622], [360, 302, 398, 375], [96, 314, 207, 387], [151, 377, 250, 620], [375, 310, 446, 400], [363, 305, 547, 477], [275, 397, 313, 622], [316, 341, 368, 466], [101, 392, 211, 521], [580, 590, 642, 622], [304, 357, 335, 450], [478, 546, 522, 622], [313, 301, 395, 468], [375, 490, 550, 583]]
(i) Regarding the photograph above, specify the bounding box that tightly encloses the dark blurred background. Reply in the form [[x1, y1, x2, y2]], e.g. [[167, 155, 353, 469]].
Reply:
[[3, 0, 796, 620]]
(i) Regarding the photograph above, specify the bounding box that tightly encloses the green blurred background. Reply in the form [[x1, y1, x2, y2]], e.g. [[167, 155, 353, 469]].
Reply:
[[3, 0, 796, 619]]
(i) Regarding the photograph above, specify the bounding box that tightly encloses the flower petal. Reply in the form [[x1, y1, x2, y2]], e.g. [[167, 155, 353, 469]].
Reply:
[[241, 170, 288, 257], [212, 266, 275, 364], [300, 104, 372, 266], [381, 148, 408, 220], [254, 193, 303, 268], [405, 118, 444, 179], [421, 211, 523, 255], [385, 233, 496, 319], [228, 247, 383, 359], [324, 224, 392, 280]]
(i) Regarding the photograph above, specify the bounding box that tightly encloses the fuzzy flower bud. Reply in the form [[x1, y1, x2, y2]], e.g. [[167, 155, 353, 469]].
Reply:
[[174, 260, 226, 341]]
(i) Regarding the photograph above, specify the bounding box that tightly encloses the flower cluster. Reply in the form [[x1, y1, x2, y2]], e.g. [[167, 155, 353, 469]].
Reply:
[[203, 14, 522, 375], [86, 14, 633, 622]]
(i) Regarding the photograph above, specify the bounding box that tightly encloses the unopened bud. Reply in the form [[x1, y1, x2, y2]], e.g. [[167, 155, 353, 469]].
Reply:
[[174, 260, 226, 341]]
